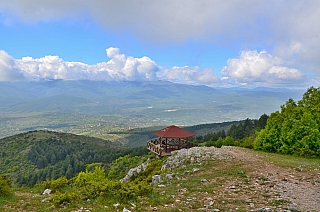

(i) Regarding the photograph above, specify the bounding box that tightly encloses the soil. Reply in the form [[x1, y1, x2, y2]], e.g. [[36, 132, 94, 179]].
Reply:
[[223, 146, 320, 212]]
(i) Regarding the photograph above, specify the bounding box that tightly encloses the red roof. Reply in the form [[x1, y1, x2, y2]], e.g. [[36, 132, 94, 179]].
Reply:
[[153, 125, 195, 138]]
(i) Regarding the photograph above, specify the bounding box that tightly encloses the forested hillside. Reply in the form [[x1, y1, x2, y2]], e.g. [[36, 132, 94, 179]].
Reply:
[[111, 121, 242, 147], [255, 86, 320, 157], [195, 114, 268, 149], [0, 130, 148, 186]]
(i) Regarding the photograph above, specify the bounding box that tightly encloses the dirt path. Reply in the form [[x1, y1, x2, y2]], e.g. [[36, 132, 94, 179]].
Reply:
[[224, 146, 320, 212]]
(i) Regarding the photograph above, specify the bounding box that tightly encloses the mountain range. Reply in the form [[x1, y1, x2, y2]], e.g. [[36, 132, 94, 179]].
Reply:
[[0, 80, 304, 139]]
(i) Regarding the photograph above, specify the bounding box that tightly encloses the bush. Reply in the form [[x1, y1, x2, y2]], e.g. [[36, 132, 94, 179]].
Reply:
[[39, 176, 69, 192], [0, 175, 12, 196], [52, 191, 77, 205], [107, 155, 143, 180], [73, 165, 106, 186], [205, 140, 215, 147], [214, 137, 224, 148], [49, 159, 158, 207], [236, 136, 255, 149]]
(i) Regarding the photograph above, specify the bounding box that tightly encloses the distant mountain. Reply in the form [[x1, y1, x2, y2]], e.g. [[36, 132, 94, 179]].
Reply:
[[0, 80, 304, 138]]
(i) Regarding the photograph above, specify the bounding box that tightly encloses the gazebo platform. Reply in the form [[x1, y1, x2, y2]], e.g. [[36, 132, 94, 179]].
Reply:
[[147, 125, 197, 156]]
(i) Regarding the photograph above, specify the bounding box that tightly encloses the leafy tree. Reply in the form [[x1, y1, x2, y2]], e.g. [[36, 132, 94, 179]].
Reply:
[[223, 136, 234, 146], [214, 137, 224, 148], [255, 87, 320, 157]]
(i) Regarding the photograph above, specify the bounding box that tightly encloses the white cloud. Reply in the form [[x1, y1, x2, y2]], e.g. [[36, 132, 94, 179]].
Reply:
[[221, 50, 305, 87], [267, 66, 303, 81], [221, 50, 276, 81], [0, 50, 25, 81], [158, 66, 220, 86], [13, 47, 159, 81], [105, 48, 159, 81], [0, 48, 311, 88], [1, 48, 220, 86], [0, 47, 219, 85], [1, 1, 320, 81]]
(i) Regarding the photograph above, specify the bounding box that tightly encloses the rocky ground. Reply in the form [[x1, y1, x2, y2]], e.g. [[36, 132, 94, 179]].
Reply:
[[155, 146, 320, 212], [226, 146, 320, 212]]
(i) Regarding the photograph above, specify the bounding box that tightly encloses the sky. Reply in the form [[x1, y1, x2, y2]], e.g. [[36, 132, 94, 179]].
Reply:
[[0, 0, 319, 89]]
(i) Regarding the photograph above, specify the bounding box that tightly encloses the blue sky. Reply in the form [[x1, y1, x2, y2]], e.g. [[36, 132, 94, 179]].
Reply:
[[0, 1, 319, 88]]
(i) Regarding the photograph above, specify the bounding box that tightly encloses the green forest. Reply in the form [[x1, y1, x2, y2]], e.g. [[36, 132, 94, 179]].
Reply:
[[255, 86, 320, 157], [0, 130, 148, 187], [200, 86, 320, 157]]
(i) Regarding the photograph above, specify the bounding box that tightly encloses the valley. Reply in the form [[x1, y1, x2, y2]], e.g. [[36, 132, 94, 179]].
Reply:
[[0, 80, 304, 141]]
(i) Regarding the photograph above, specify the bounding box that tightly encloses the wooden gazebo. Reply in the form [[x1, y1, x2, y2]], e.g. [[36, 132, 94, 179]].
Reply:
[[147, 125, 197, 156]]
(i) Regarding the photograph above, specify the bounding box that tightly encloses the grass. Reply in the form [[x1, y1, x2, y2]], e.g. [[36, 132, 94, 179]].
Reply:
[[143, 159, 255, 211], [256, 149, 320, 171]]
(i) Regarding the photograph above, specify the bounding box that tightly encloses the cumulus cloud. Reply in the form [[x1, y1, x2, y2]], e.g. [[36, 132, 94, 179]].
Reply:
[[0, 47, 310, 88], [1, 48, 221, 86], [14, 47, 158, 81], [221, 50, 305, 87], [158, 66, 220, 86], [0, 50, 25, 81]]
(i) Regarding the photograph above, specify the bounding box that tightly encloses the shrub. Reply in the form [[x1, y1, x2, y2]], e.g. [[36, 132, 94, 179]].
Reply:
[[0, 175, 12, 196], [48, 159, 158, 207], [237, 136, 255, 149], [205, 140, 215, 147], [52, 191, 77, 205], [38, 176, 69, 192], [73, 165, 106, 187], [223, 136, 234, 146], [214, 137, 224, 148]]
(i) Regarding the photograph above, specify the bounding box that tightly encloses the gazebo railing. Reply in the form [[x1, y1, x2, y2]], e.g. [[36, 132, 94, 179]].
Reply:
[[147, 138, 198, 156], [147, 138, 164, 156]]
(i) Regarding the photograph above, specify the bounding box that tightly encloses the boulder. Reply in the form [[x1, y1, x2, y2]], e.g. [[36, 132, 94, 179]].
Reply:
[[42, 189, 52, 195], [120, 160, 149, 182], [151, 175, 162, 184]]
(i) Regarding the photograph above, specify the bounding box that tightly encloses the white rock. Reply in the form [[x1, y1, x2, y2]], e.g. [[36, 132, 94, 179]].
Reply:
[[201, 178, 208, 183], [166, 174, 173, 180], [42, 189, 52, 195], [120, 160, 149, 182], [123, 208, 131, 212], [151, 175, 162, 184]]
